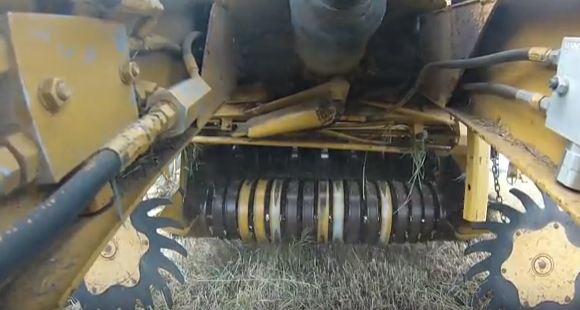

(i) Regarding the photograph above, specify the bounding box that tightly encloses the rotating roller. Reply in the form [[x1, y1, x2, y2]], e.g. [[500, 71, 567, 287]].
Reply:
[[196, 178, 444, 244]]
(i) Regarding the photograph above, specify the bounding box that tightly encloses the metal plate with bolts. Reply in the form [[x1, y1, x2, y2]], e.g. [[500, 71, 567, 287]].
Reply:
[[546, 37, 580, 145], [0, 13, 138, 183]]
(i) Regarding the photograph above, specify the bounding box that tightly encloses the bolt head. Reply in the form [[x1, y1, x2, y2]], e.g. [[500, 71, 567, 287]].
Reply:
[[55, 80, 72, 101], [100, 240, 118, 259], [38, 78, 71, 112], [2, 132, 38, 184], [549, 76, 559, 90], [120, 61, 140, 84], [0, 146, 21, 196], [550, 76, 570, 96]]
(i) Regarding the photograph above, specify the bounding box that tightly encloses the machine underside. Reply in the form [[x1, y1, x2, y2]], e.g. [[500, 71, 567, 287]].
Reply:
[[0, 0, 580, 309]]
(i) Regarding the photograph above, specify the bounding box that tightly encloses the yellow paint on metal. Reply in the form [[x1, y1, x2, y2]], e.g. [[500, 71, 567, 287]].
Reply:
[[192, 135, 429, 154], [360, 101, 455, 126], [238, 103, 337, 139], [83, 219, 149, 295], [331, 181, 345, 242], [451, 110, 580, 224], [159, 155, 192, 236], [0, 147, 21, 195], [238, 180, 254, 242], [502, 222, 580, 307], [245, 79, 349, 116], [0, 126, 201, 309], [86, 184, 114, 214], [253, 179, 269, 243], [462, 129, 490, 222], [269, 180, 283, 242], [106, 102, 176, 170], [317, 181, 330, 243], [2, 13, 138, 183], [377, 181, 393, 245], [467, 0, 578, 164]]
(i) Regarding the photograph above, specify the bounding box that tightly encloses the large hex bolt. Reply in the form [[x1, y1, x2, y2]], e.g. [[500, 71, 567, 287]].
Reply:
[[38, 78, 72, 112], [557, 143, 580, 191], [0, 146, 21, 196], [549, 76, 570, 96], [2, 132, 39, 184], [120, 61, 141, 84]]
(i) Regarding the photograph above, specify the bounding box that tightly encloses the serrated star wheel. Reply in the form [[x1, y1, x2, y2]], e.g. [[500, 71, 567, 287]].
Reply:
[[465, 189, 580, 310], [72, 198, 187, 310]]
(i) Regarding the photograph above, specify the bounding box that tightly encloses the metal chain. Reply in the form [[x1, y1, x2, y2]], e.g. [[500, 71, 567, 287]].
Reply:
[[491, 147, 503, 203]]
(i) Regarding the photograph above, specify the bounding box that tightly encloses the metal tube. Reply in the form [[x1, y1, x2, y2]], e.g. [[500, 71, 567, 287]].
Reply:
[[0, 150, 121, 282]]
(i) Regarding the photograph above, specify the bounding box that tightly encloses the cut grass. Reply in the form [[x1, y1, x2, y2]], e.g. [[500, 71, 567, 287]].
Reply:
[[152, 239, 483, 310]]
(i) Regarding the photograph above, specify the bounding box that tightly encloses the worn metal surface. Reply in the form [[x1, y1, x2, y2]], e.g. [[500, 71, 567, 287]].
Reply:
[[466, 190, 580, 309], [451, 110, 580, 222], [193, 3, 237, 130], [0, 146, 20, 195], [83, 219, 148, 295], [419, 0, 499, 106], [462, 129, 489, 222], [245, 79, 350, 116], [73, 198, 186, 309], [236, 102, 338, 139], [0, 13, 138, 183], [191, 135, 450, 154], [106, 102, 176, 170], [503, 222, 580, 307], [147, 76, 211, 137], [0, 126, 199, 309], [447, 0, 580, 221]]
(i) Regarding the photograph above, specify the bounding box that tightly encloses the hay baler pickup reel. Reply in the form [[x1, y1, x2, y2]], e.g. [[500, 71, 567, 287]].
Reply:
[[0, 0, 580, 309]]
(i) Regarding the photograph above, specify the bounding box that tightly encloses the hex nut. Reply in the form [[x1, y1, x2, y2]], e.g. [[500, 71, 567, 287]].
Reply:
[[120, 61, 141, 84], [2, 132, 39, 184], [38, 78, 72, 112], [549, 76, 570, 97], [0, 146, 21, 196], [145, 76, 211, 137]]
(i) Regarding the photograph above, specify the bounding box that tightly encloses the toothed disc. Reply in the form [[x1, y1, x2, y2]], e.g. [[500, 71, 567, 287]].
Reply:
[[73, 198, 186, 309], [467, 191, 580, 309]]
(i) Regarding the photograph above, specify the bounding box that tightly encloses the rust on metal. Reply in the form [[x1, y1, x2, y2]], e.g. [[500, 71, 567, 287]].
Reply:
[[419, 0, 499, 106]]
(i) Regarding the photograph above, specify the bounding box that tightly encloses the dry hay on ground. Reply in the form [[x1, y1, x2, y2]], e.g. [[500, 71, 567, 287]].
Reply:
[[152, 239, 484, 310]]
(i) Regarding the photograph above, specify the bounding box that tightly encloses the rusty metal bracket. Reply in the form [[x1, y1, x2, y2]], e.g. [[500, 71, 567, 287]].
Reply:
[[419, 0, 499, 106]]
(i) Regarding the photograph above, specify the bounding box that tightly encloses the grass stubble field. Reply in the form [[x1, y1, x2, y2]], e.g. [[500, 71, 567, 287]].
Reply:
[[152, 238, 484, 310]]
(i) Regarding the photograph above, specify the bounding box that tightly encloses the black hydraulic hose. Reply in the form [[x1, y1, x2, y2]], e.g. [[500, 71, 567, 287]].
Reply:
[[182, 31, 202, 77], [0, 149, 121, 282], [463, 82, 521, 99], [462, 82, 549, 109], [425, 48, 530, 70], [392, 48, 547, 110]]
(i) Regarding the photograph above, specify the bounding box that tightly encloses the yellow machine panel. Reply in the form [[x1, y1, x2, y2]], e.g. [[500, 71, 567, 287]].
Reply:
[[0, 13, 138, 183]]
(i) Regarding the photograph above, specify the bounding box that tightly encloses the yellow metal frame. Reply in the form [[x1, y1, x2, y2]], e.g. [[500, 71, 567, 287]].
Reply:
[[446, 0, 580, 223], [462, 129, 489, 222], [0, 128, 200, 309]]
